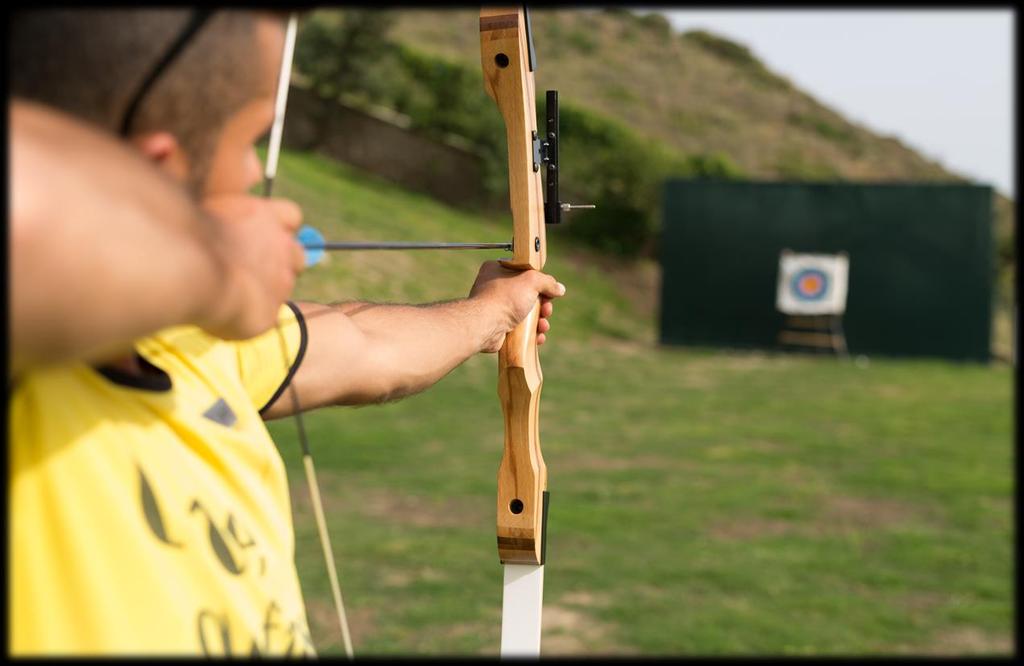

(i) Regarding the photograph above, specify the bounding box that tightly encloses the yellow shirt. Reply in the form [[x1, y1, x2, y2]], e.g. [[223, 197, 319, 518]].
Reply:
[[9, 303, 316, 656]]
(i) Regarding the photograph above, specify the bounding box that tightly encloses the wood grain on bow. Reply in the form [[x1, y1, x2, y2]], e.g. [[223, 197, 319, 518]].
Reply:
[[480, 6, 549, 656]]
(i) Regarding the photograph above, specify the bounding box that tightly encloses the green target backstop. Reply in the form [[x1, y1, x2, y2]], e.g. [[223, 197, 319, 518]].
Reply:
[[659, 181, 993, 361]]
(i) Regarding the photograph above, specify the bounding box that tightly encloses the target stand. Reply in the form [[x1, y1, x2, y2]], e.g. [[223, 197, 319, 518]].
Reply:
[[775, 250, 850, 358], [778, 314, 848, 357]]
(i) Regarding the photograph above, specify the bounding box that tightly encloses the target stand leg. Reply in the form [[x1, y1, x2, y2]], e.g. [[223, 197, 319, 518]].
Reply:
[[778, 314, 846, 358]]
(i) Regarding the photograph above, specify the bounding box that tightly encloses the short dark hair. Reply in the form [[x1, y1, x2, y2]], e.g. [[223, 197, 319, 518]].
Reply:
[[9, 9, 271, 192]]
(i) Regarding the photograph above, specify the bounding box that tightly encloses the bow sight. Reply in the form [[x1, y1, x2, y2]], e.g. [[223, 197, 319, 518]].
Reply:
[[536, 89, 595, 226], [523, 5, 594, 228]]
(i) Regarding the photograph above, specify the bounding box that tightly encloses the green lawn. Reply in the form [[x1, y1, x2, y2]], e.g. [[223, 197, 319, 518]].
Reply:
[[267, 150, 1014, 656]]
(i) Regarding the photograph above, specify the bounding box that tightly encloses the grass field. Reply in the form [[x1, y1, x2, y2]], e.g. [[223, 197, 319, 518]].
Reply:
[[267, 150, 1014, 656]]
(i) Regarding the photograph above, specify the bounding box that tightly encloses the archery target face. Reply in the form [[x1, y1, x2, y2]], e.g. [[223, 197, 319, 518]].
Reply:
[[790, 268, 829, 301], [776, 252, 849, 315]]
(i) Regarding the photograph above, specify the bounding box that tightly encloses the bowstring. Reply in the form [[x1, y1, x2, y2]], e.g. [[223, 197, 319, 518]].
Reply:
[[264, 13, 355, 659]]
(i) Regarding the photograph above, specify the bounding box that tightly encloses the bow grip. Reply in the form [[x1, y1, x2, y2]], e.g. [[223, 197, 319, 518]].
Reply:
[[496, 301, 548, 565]]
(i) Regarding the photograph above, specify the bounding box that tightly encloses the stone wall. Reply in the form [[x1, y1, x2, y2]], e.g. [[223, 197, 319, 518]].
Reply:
[[283, 86, 491, 209]]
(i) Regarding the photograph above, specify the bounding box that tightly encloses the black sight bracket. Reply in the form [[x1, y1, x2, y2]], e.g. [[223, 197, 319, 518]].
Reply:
[[534, 90, 595, 225]]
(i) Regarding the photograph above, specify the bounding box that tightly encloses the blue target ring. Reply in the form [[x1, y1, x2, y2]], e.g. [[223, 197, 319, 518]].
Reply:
[[790, 268, 829, 301]]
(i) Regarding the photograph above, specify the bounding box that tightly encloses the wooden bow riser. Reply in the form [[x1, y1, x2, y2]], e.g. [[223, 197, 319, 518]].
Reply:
[[480, 7, 549, 567], [480, 8, 546, 271]]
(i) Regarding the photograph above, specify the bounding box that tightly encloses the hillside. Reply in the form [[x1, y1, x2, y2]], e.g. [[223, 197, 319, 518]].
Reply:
[[386, 8, 957, 183]]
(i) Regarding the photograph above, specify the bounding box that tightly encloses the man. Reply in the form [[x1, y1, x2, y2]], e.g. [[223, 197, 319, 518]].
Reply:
[[8, 9, 564, 655]]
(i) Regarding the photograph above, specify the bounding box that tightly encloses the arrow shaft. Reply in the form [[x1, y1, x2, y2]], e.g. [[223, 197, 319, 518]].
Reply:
[[305, 241, 512, 251]]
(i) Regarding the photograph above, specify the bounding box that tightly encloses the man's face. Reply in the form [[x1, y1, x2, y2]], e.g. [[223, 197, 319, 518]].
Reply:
[[200, 15, 284, 198]]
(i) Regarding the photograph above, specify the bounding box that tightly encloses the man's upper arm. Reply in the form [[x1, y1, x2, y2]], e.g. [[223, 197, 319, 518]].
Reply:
[[253, 301, 382, 420]]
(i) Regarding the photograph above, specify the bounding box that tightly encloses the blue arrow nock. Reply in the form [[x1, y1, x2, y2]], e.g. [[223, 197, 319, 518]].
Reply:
[[297, 225, 326, 267]]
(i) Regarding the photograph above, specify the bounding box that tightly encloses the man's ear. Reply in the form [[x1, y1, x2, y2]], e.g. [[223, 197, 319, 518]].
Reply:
[[131, 131, 191, 182]]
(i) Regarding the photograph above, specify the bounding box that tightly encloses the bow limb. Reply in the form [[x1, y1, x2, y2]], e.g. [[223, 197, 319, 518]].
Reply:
[[480, 6, 549, 657]]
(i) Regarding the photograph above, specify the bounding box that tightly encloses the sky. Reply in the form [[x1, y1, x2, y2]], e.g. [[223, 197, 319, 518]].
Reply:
[[645, 9, 1015, 198]]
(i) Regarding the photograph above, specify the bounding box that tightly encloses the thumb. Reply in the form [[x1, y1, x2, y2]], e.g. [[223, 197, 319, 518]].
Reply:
[[533, 271, 566, 299]]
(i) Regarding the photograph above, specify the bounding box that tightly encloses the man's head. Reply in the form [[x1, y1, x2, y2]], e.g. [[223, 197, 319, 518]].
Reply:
[[10, 9, 287, 196]]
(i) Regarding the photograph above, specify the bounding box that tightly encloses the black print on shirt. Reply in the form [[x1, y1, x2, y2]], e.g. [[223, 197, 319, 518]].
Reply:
[[137, 462, 302, 653], [197, 602, 315, 656], [190, 499, 266, 576], [139, 465, 184, 547], [138, 463, 267, 576]]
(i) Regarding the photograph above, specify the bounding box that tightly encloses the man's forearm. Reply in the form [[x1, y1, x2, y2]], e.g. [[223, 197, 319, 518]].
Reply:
[[278, 297, 500, 415], [271, 264, 562, 418], [336, 298, 498, 402], [10, 100, 234, 373]]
